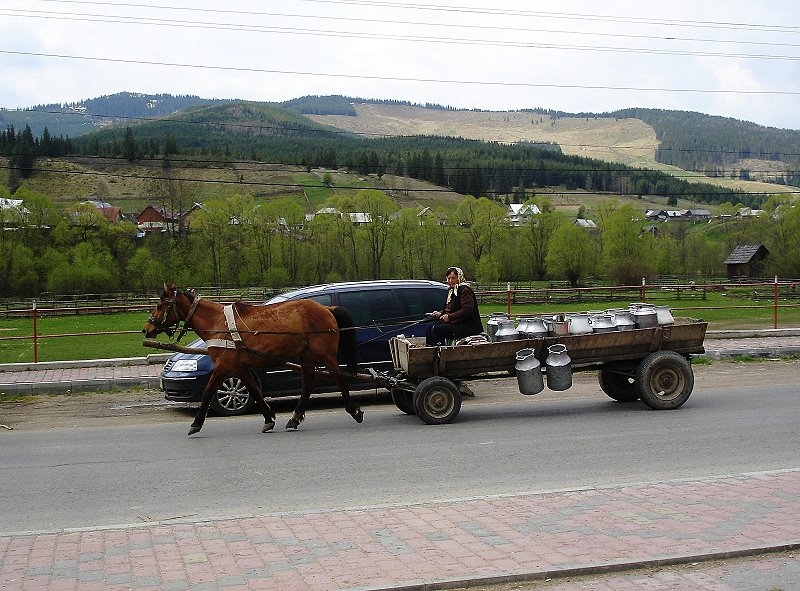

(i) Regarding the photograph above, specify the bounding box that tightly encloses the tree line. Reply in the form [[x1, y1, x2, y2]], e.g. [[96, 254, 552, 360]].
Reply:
[[61, 101, 757, 208], [2, 182, 799, 299], [4, 100, 765, 210]]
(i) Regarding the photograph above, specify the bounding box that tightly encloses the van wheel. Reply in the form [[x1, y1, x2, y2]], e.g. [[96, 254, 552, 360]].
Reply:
[[391, 388, 416, 414], [211, 376, 255, 416]]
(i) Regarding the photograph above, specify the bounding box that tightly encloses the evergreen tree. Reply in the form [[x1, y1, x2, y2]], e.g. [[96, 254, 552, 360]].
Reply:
[[123, 126, 137, 162]]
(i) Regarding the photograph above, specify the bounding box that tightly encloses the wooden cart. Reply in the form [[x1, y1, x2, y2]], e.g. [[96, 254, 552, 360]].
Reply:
[[379, 317, 708, 424]]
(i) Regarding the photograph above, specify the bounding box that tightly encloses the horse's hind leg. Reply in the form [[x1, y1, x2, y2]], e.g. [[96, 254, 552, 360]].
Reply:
[[324, 357, 363, 424], [242, 370, 276, 432], [286, 354, 315, 430], [340, 380, 363, 424]]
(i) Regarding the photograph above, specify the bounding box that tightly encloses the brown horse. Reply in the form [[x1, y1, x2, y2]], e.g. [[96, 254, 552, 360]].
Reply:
[[142, 284, 362, 436]]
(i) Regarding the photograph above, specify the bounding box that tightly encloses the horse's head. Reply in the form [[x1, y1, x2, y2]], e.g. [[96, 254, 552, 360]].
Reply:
[[143, 283, 183, 338]]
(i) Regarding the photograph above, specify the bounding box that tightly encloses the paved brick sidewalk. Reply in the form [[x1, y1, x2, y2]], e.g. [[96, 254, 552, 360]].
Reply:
[[0, 360, 163, 394], [1, 470, 798, 591]]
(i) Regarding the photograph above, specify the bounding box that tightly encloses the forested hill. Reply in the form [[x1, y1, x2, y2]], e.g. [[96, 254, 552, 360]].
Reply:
[[0, 92, 230, 139], [290, 96, 800, 189], [4, 92, 800, 190], [612, 108, 800, 185], [54, 100, 755, 208]]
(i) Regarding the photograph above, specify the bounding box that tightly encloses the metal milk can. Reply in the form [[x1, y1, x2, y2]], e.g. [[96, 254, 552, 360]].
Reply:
[[486, 313, 507, 341], [515, 348, 544, 395], [654, 305, 675, 325], [517, 317, 548, 338], [545, 343, 572, 391], [550, 314, 570, 336], [589, 313, 616, 333], [608, 308, 635, 331], [494, 319, 521, 342], [567, 313, 593, 335], [629, 303, 658, 328]]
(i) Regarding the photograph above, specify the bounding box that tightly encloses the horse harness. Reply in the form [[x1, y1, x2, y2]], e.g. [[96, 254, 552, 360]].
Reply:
[[204, 304, 246, 350]]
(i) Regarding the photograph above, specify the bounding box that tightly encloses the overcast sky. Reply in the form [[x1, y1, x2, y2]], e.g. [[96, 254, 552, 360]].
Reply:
[[2, 0, 799, 130]]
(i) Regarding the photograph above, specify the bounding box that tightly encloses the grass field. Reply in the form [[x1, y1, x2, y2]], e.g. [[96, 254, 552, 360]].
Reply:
[[2, 289, 799, 363]]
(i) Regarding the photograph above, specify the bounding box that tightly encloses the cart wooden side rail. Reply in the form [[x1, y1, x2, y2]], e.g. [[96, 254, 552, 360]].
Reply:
[[381, 317, 708, 425]]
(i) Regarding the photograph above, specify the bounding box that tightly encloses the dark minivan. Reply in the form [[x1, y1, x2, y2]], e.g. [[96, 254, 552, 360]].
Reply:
[[159, 279, 448, 415]]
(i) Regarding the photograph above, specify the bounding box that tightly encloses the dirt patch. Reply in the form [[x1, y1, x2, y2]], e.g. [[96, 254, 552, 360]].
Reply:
[[309, 104, 659, 166], [1, 359, 798, 431]]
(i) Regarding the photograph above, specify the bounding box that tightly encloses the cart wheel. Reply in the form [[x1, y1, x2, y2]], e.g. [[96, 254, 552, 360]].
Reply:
[[635, 351, 694, 410], [391, 388, 416, 415], [413, 377, 462, 425], [597, 369, 639, 402]]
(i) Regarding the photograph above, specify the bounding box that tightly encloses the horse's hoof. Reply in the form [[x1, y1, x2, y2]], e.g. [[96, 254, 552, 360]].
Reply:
[[262, 421, 275, 433], [286, 419, 300, 430], [353, 409, 364, 423], [188, 424, 202, 436]]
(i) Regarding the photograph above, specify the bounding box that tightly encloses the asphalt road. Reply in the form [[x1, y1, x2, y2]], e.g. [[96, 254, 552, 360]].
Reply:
[[2, 366, 798, 534]]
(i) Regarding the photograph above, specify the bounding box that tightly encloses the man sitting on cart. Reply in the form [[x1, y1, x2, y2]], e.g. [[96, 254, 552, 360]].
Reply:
[[426, 266, 484, 346]]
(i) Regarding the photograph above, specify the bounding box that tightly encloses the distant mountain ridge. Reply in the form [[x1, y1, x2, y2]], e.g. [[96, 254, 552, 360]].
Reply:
[[0, 92, 230, 139], [4, 92, 800, 189]]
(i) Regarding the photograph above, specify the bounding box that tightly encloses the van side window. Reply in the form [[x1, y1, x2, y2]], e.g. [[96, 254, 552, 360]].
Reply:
[[306, 294, 333, 306], [399, 288, 448, 320], [338, 289, 403, 325]]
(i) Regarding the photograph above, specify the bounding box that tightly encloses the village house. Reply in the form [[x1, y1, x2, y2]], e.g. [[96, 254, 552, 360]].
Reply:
[[644, 209, 711, 222], [83, 200, 123, 223], [134, 202, 202, 234], [0, 197, 28, 227], [574, 218, 598, 229], [306, 207, 373, 226], [416, 206, 446, 225], [506, 203, 540, 226]]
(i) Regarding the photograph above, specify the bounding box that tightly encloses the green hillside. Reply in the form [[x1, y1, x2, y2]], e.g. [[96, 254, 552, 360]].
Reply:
[[0, 92, 229, 139]]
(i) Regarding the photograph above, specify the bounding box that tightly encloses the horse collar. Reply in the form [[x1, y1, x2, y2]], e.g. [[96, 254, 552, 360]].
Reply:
[[175, 292, 201, 342]]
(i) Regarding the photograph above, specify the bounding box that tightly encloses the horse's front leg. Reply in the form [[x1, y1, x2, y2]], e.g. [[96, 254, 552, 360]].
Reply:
[[189, 370, 224, 436]]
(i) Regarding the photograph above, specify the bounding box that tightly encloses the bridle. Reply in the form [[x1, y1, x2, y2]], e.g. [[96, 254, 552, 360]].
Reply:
[[147, 288, 201, 340]]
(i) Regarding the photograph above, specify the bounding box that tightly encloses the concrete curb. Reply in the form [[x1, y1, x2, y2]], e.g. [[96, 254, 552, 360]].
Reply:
[[397, 544, 800, 591], [0, 377, 162, 395], [706, 327, 800, 339], [0, 353, 171, 373], [702, 346, 800, 360]]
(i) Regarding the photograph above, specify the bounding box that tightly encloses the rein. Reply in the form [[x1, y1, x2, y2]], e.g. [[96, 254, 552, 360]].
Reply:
[[153, 288, 426, 341]]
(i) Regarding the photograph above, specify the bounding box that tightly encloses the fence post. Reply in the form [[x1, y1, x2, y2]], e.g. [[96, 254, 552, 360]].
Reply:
[[774, 276, 779, 329], [33, 302, 38, 363], [506, 282, 512, 317], [640, 277, 646, 302]]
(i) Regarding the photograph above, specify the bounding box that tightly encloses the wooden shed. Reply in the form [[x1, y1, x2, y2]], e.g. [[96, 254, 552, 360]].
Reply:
[[723, 244, 769, 280]]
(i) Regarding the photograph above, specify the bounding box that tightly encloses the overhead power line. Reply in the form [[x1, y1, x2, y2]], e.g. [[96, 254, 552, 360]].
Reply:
[[3, 49, 800, 97], [5, 5, 800, 57], [35, 0, 800, 35]]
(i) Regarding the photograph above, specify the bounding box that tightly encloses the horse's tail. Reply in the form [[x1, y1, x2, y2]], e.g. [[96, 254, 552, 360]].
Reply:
[[329, 306, 358, 375]]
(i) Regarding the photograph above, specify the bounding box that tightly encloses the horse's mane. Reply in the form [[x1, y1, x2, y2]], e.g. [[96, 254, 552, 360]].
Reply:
[[233, 301, 254, 313]]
